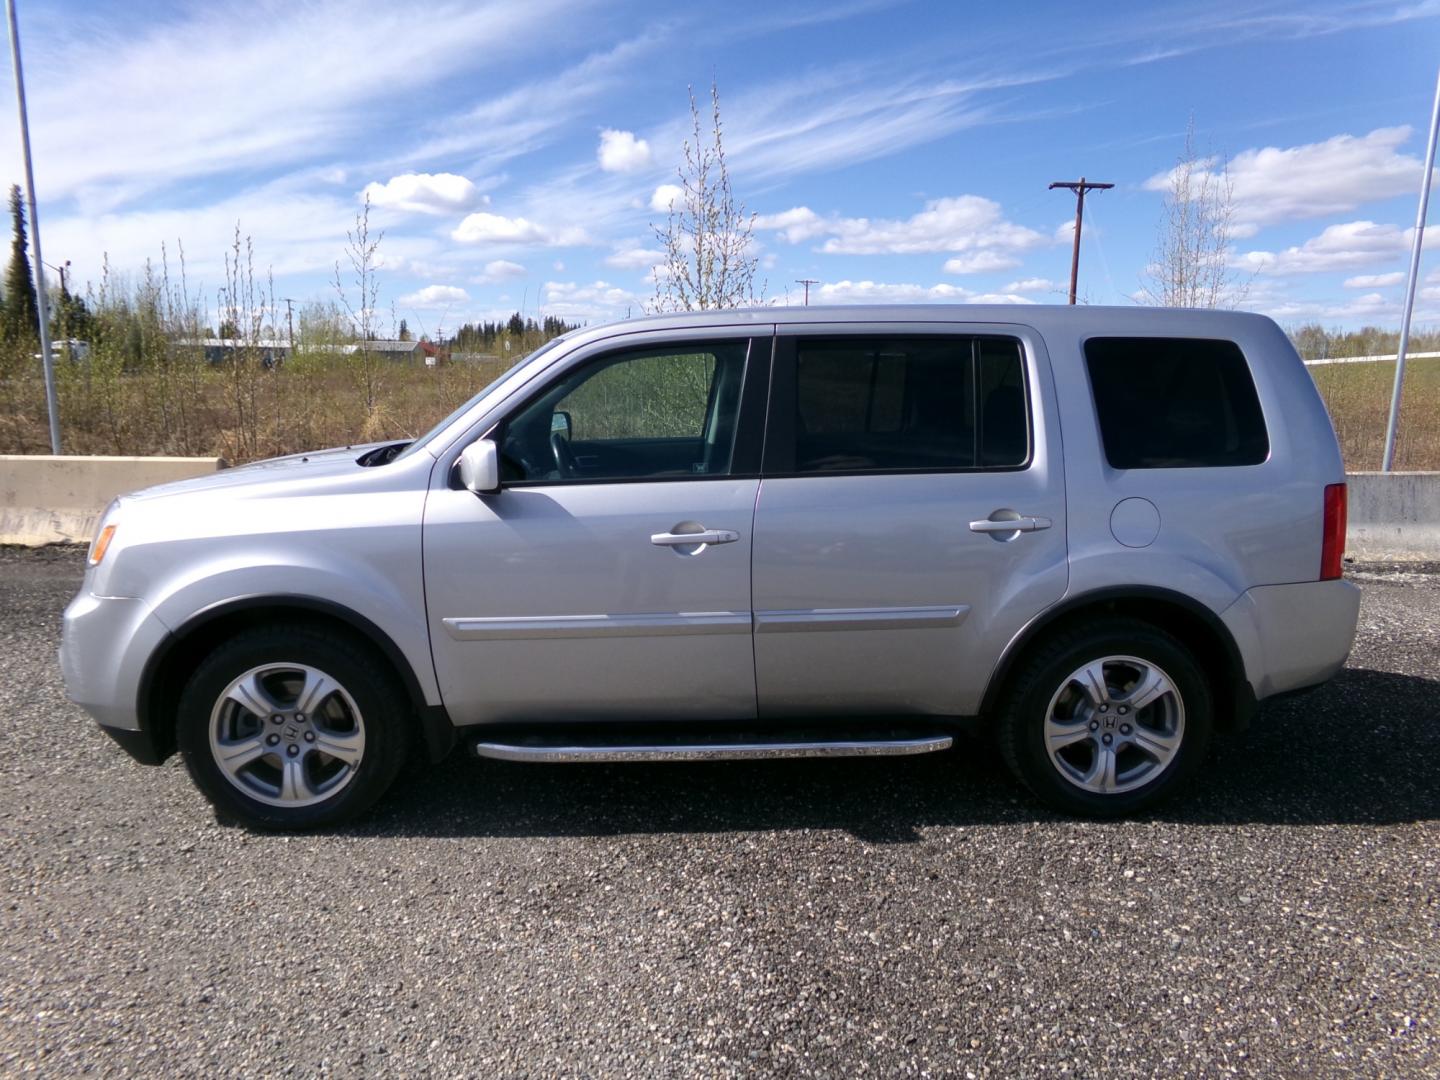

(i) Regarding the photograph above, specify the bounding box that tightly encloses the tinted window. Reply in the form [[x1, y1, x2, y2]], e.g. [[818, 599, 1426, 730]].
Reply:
[[1084, 338, 1268, 469], [791, 336, 1028, 473], [499, 341, 749, 483]]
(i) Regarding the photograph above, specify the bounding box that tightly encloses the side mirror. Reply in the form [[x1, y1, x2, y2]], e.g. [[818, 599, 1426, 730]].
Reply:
[[457, 439, 500, 494], [550, 410, 573, 440]]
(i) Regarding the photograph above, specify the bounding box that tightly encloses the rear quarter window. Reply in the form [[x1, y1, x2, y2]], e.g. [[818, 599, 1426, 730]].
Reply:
[[1083, 337, 1269, 469]]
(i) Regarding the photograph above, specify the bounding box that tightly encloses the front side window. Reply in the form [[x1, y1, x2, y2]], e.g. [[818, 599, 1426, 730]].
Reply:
[[498, 341, 749, 483], [788, 336, 1029, 473], [1084, 337, 1269, 469]]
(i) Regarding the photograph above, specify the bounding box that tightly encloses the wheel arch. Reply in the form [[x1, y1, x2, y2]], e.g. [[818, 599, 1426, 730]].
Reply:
[[979, 586, 1257, 731], [137, 595, 456, 765]]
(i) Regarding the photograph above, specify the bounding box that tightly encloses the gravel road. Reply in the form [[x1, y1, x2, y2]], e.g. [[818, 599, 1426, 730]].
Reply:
[[1, 547, 1437, 1077]]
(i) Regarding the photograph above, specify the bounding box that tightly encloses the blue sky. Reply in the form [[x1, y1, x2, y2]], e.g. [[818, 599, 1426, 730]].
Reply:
[[3, 0, 1439, 333]]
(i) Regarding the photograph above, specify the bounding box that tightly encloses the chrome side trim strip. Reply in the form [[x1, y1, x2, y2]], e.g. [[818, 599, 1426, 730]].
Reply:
[[443, 611, 751, 641], [753, 604, 970, 634], [471, 735, 954, 763]]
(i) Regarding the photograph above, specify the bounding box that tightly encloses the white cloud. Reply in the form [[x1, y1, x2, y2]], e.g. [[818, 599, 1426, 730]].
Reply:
[[650, 184, 684, 212], [605, 245, 666, 270], [542, 280, 641, 321], [42, 180, 443, 285], [942, 251, 1023, 274], [363, 172, 483, 215], [814, 280, 1034, 305], [597, 129, 653, 173], [1146, 127, 1429, 232], [398, 284, 469, 308], [755, 196, 1048, 261], [475, 259, 527, 284], [1343, 271, 1405, 289], [1003, 277, 1059, 294], [451, 212, 590, 247], [1235, 220, 1410, 275], [754, 207, 826, 243]]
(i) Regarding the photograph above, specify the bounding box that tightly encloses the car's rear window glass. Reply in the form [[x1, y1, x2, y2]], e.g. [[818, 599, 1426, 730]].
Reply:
[[1083, 337, 1268, 469], [792, 336, 1028, 473]]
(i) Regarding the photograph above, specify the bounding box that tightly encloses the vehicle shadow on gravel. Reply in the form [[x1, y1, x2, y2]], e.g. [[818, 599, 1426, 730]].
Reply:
[[360, 667, 1440, 841]]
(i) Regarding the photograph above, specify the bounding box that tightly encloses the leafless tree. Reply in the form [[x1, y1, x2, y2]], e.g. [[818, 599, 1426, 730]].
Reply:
[[1141, 118, 1248, 309], [651, 82, 762, 311], [333, 193, 384, 417]]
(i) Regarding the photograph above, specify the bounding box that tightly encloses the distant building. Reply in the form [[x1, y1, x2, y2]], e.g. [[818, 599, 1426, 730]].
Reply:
[[353, 339, 425, 365], [175, 337, 428, 367]]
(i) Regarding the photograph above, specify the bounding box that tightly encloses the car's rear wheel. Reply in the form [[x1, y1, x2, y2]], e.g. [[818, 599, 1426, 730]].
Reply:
[[998, 618, 1213, 816], [177, 625, 408, 829]]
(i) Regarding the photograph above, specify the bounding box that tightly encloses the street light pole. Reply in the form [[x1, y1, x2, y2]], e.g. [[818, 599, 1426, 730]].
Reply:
[[6, 0, 59, 453], [1381, 65, 1440, 473]]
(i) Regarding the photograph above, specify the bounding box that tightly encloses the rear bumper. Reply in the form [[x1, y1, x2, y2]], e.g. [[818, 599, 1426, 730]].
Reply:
[[1220, 579, 1361, 700]]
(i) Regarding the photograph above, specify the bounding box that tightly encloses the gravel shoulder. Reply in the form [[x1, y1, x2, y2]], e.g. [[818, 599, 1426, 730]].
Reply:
[[1, 547, 1436, 1077]]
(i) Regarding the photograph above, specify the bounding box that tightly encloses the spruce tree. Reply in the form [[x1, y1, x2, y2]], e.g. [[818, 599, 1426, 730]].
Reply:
[[3, 184, 38, 343]]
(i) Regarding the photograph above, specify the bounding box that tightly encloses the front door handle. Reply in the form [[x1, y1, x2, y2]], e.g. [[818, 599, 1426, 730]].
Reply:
[[651, 528, 740, 547], [969, 515, 1052, 534]]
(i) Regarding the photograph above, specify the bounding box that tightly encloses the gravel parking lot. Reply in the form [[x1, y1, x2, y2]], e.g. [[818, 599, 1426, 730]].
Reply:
[[1, 547, 1436, 1077]]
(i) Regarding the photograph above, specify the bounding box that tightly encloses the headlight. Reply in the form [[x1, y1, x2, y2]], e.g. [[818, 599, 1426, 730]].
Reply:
[[88, 500, 120, 567], [88, 524, 116, 567]]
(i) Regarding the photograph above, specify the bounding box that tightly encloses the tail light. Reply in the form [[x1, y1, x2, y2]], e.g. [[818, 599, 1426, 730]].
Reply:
[[1320, 483, 1346, 581]]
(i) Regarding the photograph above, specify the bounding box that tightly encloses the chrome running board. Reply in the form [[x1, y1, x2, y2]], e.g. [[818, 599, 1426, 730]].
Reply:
[[470, 734, 953, 763]]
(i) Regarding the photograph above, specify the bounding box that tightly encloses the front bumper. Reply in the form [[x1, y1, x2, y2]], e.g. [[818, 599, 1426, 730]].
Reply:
[[59, 591, 170, 740], [1220, 579, 1362, 701]]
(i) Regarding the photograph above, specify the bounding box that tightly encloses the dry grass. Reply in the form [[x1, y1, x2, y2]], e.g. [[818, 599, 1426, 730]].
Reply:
[[0, 353, 510, 463], [1, 346, 1436, 472], [1307, 356, 1440, 472]]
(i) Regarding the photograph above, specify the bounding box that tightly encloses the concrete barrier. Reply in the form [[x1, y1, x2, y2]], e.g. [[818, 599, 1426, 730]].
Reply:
[[1345, 472, 1440, 561], [0, 455, 223, 546]]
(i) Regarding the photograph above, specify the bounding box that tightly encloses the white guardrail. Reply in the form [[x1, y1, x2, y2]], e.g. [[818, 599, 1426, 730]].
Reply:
[[1303, 351, 1440, 366]]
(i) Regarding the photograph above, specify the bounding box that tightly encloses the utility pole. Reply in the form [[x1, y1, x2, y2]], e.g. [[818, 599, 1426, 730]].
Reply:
[[7, 0, 59, 452], [1049, 177, 1113, 305], [795, 278, 819, 306], [280, 297, 297, 354]]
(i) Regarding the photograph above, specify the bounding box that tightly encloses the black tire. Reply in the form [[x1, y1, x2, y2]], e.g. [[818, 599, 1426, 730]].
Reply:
[[177, 624, 409, 830], [997, 618, 1213, 817]]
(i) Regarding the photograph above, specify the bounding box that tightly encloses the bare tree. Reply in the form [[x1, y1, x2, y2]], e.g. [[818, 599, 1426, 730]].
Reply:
[[333, 193, 384, 419], [651, 82, 762, 311], [1141, 118, 1248, 308]]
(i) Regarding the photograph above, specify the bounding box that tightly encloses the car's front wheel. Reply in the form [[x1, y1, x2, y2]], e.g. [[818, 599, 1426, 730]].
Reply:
[[177, 625, 409, 829], [998, 618, 1213, 817]]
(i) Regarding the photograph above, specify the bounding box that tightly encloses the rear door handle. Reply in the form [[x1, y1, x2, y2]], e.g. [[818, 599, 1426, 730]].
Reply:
[[651, 529, 740, 546], [969, 515, 1052, 534]]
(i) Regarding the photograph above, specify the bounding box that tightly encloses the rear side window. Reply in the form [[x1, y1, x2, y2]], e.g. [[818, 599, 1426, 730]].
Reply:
[[1084, 337, 1268, 469], [790, 336, 1028, 473]]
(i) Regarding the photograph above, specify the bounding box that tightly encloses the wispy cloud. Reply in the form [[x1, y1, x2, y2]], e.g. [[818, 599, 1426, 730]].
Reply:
[[3, 0, 586, 212]]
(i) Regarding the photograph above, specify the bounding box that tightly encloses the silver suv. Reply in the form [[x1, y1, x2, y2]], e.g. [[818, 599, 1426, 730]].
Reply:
[[60, 306, 1360, 827]]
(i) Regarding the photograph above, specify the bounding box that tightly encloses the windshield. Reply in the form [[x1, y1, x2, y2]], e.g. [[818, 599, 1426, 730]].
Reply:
[[391, 337, 569, 463]]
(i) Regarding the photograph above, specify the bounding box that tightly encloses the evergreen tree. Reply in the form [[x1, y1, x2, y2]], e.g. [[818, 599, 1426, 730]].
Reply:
[[3, 185, 38, 343], [398, 318, 411, 341]]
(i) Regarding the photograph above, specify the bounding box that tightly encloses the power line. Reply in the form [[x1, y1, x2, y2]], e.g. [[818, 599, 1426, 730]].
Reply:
[[1049, 177, 1113, 305], [795, 278, 819, 306]]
